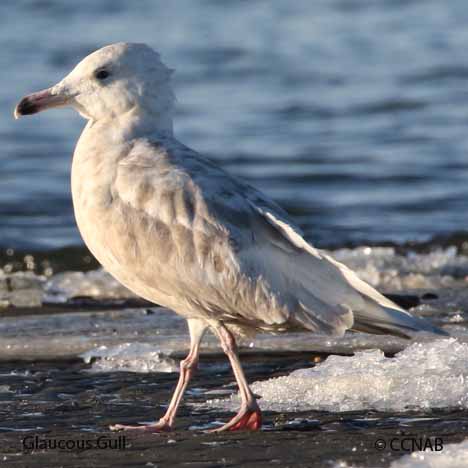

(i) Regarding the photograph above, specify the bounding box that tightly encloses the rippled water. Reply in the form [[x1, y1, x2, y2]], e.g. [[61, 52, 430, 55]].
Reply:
[[2, 0, 468, 250]]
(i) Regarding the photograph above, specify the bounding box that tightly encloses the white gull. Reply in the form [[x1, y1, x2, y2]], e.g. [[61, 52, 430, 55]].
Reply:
[[14, 42, 446, 432]]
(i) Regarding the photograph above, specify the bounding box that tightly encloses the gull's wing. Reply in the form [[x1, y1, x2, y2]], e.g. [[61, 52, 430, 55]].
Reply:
[[113, 138, 445, 338]]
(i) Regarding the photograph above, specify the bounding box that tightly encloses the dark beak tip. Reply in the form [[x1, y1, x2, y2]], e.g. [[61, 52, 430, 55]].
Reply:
[[14, 97, 39, 119]]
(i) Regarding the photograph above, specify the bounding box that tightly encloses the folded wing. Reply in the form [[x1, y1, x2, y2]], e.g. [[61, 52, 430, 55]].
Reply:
[[114, 138, 446, 338]]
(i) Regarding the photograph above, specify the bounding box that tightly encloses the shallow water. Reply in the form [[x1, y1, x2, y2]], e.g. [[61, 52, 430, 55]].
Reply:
[[2, 1, 468, 249]]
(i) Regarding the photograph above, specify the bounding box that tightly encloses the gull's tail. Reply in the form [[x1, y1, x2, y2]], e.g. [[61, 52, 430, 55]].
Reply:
[[351, 301, 448, 338], [325, 254, 448, 339]]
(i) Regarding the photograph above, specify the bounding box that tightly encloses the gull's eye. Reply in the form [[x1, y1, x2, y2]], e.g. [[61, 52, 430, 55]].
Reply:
[[95, 69, 110, 80]]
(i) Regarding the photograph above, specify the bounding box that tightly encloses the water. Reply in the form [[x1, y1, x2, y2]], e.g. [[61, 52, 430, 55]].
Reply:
[[2, 0, 468, 249]]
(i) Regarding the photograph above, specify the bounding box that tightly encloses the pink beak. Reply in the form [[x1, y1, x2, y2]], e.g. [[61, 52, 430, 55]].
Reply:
[[14, 88, 68, 119]]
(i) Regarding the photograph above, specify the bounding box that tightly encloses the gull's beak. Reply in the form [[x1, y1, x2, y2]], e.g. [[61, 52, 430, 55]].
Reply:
[[14, 86, 69, 119]]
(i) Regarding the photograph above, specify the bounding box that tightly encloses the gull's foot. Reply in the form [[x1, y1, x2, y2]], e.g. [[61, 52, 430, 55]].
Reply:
[[209, 404, 262, 432], [110, 419, 172, 433]]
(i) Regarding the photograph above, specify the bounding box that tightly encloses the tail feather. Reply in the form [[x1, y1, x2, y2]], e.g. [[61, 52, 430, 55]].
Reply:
[[352, 302, 448, 339], [325, 253, 448, 339]]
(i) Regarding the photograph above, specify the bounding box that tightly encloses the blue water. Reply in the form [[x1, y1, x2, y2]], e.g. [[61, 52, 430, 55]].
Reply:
[[2, 0, 468, 250]]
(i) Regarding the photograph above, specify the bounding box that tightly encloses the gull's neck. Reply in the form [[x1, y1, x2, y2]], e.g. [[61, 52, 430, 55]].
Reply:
[[118, 106, 174, 138], [84, 105, 174, 146], [85, 80, 176, 141]]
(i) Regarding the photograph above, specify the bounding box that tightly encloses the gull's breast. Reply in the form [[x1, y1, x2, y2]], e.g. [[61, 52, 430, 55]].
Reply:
[[71, 139, 190, 314]]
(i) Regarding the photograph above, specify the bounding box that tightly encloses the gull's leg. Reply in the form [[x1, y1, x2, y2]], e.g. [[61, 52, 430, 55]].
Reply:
[[110, 318, 206, 432], [209, 325, 262, 432]]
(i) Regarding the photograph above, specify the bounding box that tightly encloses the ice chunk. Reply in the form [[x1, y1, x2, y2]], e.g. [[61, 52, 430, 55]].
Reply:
[[208, 338, 468, 412], [332, 246, 468, 290], [0, 271, 45, 307], [389, 439, 468, 468], [44, 269, 135, 302], [7, 288, 43, 307], [80, 343, 179, 373]]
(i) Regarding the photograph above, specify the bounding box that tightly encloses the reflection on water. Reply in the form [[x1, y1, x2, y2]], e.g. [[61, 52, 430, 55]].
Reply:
[[2, 1, 468, 249]]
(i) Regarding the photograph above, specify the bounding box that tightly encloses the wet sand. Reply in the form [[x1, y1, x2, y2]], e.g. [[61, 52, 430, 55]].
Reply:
[[1, 354, 468, 467]]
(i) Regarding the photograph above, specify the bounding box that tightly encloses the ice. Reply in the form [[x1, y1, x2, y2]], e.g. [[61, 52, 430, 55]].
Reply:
[[331, 246, 468, 290], [44, 269, 135, 302], [0, 302, 467, 362], [80, 343, 179, 373], [388, 439, 468, 468], [2, 266, 138, 306], [0, 307, 192, 361], [0, 271, 44, 307], [2, 245, 468, 306], [207, 338, 468, 412]]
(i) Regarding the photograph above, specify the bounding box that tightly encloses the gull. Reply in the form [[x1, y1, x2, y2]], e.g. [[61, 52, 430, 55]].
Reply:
[[14, 43, 446, 432]]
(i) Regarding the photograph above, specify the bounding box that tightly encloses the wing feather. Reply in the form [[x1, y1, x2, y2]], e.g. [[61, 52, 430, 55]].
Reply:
[[111, 139, 362, 335]]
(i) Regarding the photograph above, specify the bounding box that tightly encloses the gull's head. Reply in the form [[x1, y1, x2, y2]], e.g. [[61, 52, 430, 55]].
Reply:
[[14, 42, 175, 124]]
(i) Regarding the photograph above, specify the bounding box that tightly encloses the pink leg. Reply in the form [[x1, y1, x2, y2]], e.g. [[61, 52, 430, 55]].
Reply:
[[110, 319, 206, 432], [209, 325, 262, 432]]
